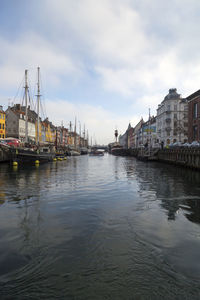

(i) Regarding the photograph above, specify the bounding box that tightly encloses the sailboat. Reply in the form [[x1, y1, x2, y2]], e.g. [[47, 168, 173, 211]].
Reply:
[[10, 68, 55, 164]]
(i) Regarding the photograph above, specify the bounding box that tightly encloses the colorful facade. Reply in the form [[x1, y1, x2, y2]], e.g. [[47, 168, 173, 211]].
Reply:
[[0, 106, 5, 139]]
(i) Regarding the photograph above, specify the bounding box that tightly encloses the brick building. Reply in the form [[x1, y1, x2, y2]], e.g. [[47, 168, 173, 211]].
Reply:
[[187, 89, 200, 143]]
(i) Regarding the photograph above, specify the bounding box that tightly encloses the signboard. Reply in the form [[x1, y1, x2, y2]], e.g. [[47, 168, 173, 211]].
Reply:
[[142, 125, 156, 133]]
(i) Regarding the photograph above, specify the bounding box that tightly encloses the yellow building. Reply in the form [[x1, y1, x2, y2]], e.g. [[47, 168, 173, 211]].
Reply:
[[35, 120, 43, 143], [43, 118, 56, 143], [0, 106, 6, 139]]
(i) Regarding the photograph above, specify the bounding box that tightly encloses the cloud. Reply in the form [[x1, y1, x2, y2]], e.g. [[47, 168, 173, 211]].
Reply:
[[0, 33, 82, 90], [45, 98, 139, 145], [1, 0, 200, 143]]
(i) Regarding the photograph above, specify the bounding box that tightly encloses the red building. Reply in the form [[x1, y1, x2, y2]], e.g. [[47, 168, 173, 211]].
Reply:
[[187, 90, 200, 143]]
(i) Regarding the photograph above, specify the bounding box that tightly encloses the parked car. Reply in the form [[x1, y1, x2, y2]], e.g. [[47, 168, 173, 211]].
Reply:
[[182, 143, 191, 147], [190, 141, 200, 147], [2, 138, 21, 147]]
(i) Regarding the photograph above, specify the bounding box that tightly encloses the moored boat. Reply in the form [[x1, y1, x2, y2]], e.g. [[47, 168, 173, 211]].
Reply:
[[10, 146, 55, 164], [9, 68, 56, 164], [89, 148, 104, 156]]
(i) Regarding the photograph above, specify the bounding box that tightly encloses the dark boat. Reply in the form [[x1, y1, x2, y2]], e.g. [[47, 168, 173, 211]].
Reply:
[[10, 146, 55, 164], [7, 68, 56, 165]]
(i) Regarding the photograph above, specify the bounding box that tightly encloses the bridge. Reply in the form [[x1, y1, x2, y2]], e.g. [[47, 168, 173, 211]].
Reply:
[[92, 145, 108, 151]]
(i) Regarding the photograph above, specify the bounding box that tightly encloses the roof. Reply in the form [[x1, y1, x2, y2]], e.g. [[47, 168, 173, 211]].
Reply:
[[164, 88, 181, 101], [186, 89, 200, 101]]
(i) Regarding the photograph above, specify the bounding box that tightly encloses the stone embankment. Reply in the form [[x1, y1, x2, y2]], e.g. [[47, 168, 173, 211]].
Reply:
[[0, 147, 11, 162], [111, 147, 200, 170], [157, 148, 200, 169]]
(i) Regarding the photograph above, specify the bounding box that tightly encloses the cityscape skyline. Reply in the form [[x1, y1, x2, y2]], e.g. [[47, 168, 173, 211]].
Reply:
[[1, 0, 200, 144]]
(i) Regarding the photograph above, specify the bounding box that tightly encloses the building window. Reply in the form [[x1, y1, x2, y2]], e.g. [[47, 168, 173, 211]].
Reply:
[[0, 124, 1, 129], [193, 125, 198, 140], [174, 113, 177, 119], [167, 105, 170, 111], [174, 105, 177, 111], [2, 134, 4, 138], [194, 103, 198, 119], [2, 124, 4, 129]]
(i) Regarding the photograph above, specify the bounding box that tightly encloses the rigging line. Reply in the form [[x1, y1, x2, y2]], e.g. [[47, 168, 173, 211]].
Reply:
[[13, 73, 25, 104], [40, 73, 48, 120], [27, 77, 34, 110], [33, 69, 37, 113]]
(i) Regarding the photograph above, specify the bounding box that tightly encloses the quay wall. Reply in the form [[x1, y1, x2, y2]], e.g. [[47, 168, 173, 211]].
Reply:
[[112, 147, 200, 170], [157, 148, 200, 169], [0, 148, 11, 162]]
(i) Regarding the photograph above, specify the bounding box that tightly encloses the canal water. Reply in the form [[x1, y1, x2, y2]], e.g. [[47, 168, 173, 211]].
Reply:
[[0, 154, 200, 299]]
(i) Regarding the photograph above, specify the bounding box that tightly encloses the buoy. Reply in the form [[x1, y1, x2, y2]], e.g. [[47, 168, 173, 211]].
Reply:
[[13, 166, 18, 171], [35, 160, 40, 164], [64, 157, 67, 160], [53, 158, 57, 161], [13, 161, 18, 166]]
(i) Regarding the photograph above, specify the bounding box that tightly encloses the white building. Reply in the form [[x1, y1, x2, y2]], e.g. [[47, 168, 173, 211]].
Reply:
[[156, 88, 188, 146], [6, 105, 36, 142]]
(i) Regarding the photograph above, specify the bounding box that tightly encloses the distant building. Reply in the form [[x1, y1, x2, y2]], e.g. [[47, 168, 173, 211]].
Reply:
[[156, 88, 188, 146], [133, 118, 144, 148], [127, 124, 134, 149], [187, 89, 200, 142], [118, 123, 134, 149], [0, 105, 6, 139], [119, 131, 128, 148]]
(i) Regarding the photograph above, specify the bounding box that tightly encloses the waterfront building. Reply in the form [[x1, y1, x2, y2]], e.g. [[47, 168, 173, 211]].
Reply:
[[118, 123, 134, 149], [0, 106, 6, 139], [187, 89, 200, 143], [141, 116, 157, 147], [43, 118, 56, 143], [119, 131, 128, 148], [156, 88, 188, 146], [133, 118, 144, 148], [127, 124, 134, 149], [56, 126, 68, 147], [6, 105, 36, 143]]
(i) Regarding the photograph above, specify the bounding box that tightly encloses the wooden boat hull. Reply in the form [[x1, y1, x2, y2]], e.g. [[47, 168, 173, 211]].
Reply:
[[10, 148, 55, 164]]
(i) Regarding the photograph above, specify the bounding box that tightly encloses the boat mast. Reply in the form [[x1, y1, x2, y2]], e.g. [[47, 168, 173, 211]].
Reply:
[[25, 69, 28, 143], [87, 130, 89, 148], [36, 67, 41, 145], [79, 121, 81, 147], [148, 108, 151, 156], [74, 117, 77, 149]]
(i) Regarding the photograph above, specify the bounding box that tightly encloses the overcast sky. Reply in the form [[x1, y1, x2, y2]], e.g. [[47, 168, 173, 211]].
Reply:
[[0, 0, 200, 144]]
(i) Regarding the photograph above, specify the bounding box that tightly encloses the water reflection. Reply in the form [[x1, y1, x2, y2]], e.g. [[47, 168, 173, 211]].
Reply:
[[122, 158, 200, 224], [1, 156, 200, 299]]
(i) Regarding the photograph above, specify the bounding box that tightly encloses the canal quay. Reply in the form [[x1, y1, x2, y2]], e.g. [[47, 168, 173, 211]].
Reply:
[[1, 154, 200, 299]]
